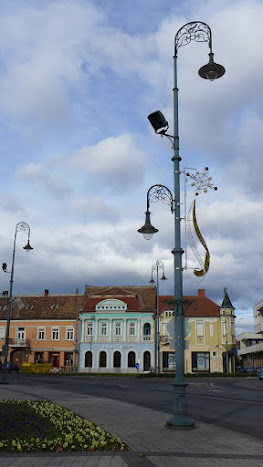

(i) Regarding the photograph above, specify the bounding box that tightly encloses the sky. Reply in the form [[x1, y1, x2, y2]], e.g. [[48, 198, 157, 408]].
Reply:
[[0, 0, 262, 336]]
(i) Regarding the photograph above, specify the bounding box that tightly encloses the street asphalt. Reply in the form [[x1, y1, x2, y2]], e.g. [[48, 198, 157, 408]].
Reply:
[[0, 381, 263, 466]]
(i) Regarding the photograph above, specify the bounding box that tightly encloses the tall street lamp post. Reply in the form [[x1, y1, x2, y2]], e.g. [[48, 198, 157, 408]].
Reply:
[[150, 260, 167, 374], [138, 21, 225, 428], [1, 222, 33, 384]]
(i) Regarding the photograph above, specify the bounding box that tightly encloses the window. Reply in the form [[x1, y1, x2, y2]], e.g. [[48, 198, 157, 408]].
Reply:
[[210, 324, 213, 337], [99, 351, 107, 368], [161, 323, 168, 336], [85, 351, 92, 368], [129, 322, 136, 336], [114, 322, 121, 336], [100, 322, 108, 336], [222, 320, 227, 336], [66, 327, 74, 340], [143, 323, 151, 340], [196, 323, 204, 337], [0, 327, 5, 339], [38, 328, 45, 340], [17, 327, 25, 340], [64, 352, 73, 366], [34, 352, 44, 363], [52, 328, 59, 340], [192, 352, 210, 372], [128, 351, 136, 368], [196, 322, 204, 344], [113, 351, 121, 368], [86, 322, 93, 336]]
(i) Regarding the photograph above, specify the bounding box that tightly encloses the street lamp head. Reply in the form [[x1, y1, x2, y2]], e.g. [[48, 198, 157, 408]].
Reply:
[[149, 278, 155, 284], [161, 273, 167, 281], [148, 111, 169, 134], [23, 240, 33, 252], [138, 210, 158, 240], [198, 53, 225, 81]]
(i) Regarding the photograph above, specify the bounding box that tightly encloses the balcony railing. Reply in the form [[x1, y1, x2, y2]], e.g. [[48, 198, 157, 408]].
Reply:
[[10, 338, 30, 347]]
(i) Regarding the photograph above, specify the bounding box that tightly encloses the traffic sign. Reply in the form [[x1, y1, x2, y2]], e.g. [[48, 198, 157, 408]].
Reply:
[[135, 363, 139, 370]]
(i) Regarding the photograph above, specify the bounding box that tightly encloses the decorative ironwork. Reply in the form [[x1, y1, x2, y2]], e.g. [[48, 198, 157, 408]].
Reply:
[[147, 185, 174, 212], [16, 222, 30, 234], [175, 21, 212, 54], [185, 167, 217, 196]]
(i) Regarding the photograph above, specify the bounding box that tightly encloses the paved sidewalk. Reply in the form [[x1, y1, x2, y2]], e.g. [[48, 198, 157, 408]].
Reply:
[[0, 382, 263, 466]]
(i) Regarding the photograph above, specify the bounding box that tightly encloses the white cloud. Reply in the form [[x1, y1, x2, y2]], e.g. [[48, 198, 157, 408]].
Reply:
[[17, 163, 72, 198], [70, 133, 147, 190]]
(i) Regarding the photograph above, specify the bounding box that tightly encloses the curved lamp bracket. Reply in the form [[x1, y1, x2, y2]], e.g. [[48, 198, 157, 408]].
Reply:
[[147, 184, 174, 212], [175, 21, 212, 55]]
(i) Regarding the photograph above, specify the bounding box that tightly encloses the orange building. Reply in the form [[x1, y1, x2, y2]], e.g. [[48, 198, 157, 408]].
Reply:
[[0, 290, 79, 370]]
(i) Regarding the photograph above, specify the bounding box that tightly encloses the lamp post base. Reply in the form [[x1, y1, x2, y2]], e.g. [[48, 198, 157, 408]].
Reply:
[[166, 380, 195, 429], [166, 415, 195, 429]]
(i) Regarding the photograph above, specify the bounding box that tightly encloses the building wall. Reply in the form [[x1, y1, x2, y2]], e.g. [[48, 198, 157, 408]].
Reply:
[[78, 311, 155, 373], [159, 305, 236, 373], [0, 319, 76, 369]]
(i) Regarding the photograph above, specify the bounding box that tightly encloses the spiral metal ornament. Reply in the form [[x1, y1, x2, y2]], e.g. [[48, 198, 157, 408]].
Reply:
[[175, 21, 212, 54]]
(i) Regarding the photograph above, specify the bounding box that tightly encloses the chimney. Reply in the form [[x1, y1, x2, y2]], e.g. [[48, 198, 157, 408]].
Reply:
[[44, 289, 49, 297], [2, 291, 8, 296], [198, 289, 205, 297]]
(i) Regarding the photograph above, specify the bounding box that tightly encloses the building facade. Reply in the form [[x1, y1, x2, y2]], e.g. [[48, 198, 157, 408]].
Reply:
[[237, 299, 263, 368], [78, 286, 156, 373], [159, 289, 236, 373], [0, 290, 78, 370]]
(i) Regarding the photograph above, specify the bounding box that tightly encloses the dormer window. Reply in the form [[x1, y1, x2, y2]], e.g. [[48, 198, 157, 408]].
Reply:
[[96, 299, 127, 312]]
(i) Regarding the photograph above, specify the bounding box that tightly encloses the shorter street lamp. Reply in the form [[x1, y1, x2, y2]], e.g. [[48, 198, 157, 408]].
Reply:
[[1, 222, 33, 384], [149, 261, 167, 374]]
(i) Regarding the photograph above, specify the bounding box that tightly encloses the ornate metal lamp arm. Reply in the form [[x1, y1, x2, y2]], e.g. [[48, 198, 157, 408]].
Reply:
[[175, 21, 212, 56], [147, 184, 174, 212]]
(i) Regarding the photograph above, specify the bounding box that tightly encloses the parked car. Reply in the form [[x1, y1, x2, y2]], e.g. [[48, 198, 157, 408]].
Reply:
[[0, 362, 19, 372], [257, 366, 263, 380], [236, 366, 245, 373], [245, 365, 254, 373]]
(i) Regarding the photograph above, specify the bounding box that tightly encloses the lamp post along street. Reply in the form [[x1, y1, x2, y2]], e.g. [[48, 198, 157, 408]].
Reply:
[[73, 288, 79, 373], [139, 21, 225, 429], [1, 222, 33, 384], [150, 261, 167, 374]]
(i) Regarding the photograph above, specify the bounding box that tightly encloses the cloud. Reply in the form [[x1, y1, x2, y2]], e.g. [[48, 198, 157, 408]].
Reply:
[[17, 163, 72, 198], [70, 134, 147, 191]]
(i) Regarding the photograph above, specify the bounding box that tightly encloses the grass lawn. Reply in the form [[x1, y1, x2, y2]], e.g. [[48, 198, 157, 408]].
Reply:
[[0, 399, 126, 453]]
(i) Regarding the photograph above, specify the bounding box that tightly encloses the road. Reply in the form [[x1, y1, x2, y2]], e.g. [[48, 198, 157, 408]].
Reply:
[[7, 373, 263, 439]]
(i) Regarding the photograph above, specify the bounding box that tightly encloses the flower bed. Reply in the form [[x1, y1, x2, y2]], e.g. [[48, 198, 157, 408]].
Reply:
[[0, 400, 126, 453]]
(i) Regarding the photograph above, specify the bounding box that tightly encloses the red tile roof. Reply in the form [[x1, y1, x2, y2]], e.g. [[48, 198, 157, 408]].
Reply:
[[159, 291, 220, 317], [0, 286, 157, 320], [0, 294, 79, 320], [83, 286, 156, 312]]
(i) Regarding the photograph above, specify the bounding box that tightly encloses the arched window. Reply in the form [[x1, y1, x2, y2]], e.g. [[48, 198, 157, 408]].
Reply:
[[113, 351, 121, 368], [99, 351, 107, 368], [85, 351, 92, 368], [128, 351, 136, 368], [143, 323, 151, 340], [143, 351, 151, 371]]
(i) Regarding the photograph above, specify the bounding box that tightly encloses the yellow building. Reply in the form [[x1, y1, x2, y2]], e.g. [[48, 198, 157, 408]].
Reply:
[[159, 289, 236, 373]]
